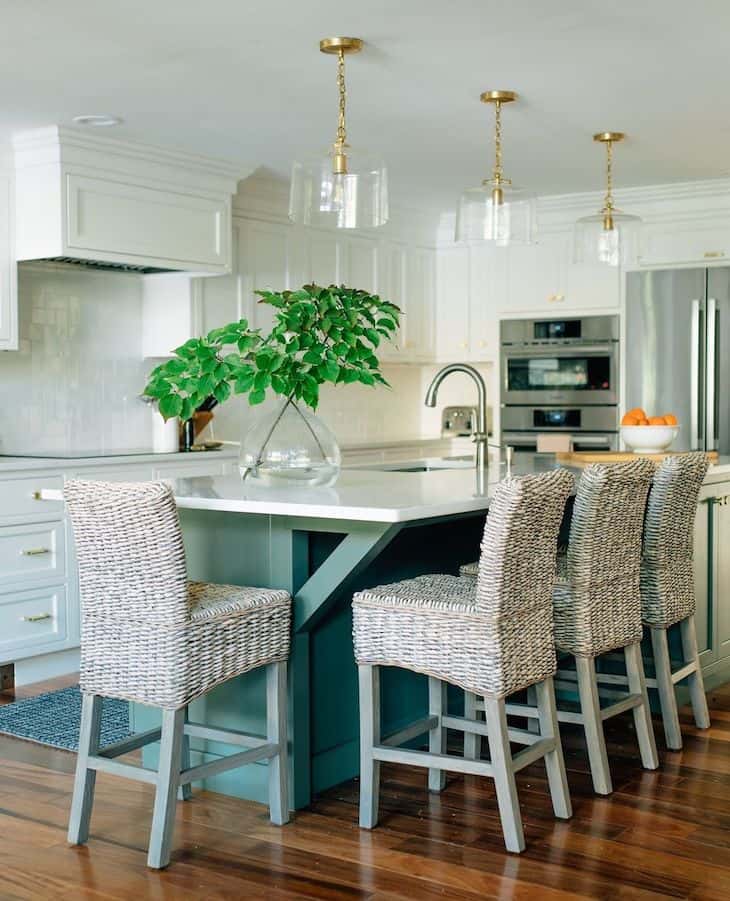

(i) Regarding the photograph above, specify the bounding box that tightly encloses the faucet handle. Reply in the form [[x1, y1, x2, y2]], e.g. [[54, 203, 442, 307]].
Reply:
[[471, 432, 489, 442]]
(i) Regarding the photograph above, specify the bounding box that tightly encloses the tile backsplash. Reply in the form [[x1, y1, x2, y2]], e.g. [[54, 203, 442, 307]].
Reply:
[[0, 263, 494, 455], [0, 263, 152, 455]]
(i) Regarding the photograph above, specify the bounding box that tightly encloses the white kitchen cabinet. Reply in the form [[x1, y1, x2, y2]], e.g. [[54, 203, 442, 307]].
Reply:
[[436, 247, 471, 359], [405, 248, 436, 361], [13, 127, 240, 275], [240, 220, 304, 333], [638, 219, 730, 268], [498, 231, 619, 315], [141, 274, 202, 358], [0, 172, 17, 351], [468, 245, 504, 358]]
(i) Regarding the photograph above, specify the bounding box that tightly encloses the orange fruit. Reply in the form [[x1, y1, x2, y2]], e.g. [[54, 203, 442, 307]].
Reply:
[[648, 415, 667, 425], [626, 407, 646, 419], [638, 418, 650, 425], [621, 413, 640, 425], [663, 413, 678, 425]]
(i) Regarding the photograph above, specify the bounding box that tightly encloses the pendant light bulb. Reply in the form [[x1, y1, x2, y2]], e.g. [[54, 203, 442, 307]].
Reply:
[[574, 132, 641, 267], [455, 90, 536, 245], [289, 37, 388, 229]]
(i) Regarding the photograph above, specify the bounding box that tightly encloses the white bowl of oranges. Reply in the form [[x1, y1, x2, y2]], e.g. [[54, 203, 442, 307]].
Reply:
[[620, 408, 679, 454]]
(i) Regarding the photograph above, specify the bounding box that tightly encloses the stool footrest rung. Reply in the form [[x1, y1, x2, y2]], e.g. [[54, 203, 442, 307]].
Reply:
[[98, 727, 161, 759], [179, 743, 279, 784], [87, 755, 158, 784], [373, 744, 494, 778], [382, 716, 438, 748], [184, 722, 269, 748], [671, 661, 697, 684]]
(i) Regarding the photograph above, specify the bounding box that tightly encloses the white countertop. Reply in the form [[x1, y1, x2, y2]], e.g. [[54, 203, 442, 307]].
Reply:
[[0, 448, 239, 473], [171, 455, 557, 523]]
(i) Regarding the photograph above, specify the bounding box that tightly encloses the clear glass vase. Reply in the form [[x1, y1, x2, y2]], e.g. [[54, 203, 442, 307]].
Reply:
[[238, 398, 341, 488]]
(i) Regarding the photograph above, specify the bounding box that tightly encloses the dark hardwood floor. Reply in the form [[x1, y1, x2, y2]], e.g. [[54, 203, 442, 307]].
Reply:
[[0, 676, 728, 899]]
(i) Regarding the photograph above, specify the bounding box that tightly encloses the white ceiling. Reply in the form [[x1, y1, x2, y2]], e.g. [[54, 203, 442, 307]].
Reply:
[[3, 0, 730, 211]]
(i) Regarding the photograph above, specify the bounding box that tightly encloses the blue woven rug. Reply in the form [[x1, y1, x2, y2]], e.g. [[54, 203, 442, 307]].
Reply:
[[0, 685, 132, 752]]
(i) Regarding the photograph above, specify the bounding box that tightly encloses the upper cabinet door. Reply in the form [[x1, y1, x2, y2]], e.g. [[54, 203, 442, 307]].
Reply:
[[239, 221, 298, 333], [406, 248, 436, 361], [469, 245, 504, 358], [436, 247, 471, 359], [0, 174, 17, 350], [499, 231, 619, 314], [639, 219, 730, 268]]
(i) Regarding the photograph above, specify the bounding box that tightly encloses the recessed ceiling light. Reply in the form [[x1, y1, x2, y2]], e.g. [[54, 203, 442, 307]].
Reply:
[[72, 114, 123, 127]]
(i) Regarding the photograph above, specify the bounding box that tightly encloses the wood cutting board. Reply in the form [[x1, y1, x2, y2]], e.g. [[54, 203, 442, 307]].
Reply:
[[556, 450, 719, 466]]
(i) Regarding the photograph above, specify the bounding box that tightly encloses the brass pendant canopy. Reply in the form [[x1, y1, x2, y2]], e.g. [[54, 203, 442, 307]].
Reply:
[[289, 36, 388, 229], [573, 132, 641, 267], [455, 90, 536, 245]]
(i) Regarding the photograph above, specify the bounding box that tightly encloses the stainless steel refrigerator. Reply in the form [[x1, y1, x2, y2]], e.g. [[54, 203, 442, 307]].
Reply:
[[626, 268, 730, 453]]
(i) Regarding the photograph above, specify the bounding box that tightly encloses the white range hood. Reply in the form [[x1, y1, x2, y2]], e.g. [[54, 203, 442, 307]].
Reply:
[[12, 126, 249, 275]]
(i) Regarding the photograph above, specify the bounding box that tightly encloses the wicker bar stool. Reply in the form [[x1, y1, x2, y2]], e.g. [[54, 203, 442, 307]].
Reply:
[[64, 479, 291, 870], [352, 469, 574, 853], [638, 453, 711, 749], [550, 459, 659, 794]]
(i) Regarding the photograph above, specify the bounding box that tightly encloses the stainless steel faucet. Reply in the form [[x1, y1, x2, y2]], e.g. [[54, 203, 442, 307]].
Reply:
[[425, 363, 489, 472]]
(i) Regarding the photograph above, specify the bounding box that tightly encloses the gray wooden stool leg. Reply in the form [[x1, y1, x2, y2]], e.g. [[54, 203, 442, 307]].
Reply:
[[148, 707, 185, 870], [575, 655, 612, 795], [463, 691, 479, 760], [68, 693, 103, 845], [177, 705, 193, 801], [535, 678, 572, 820], [526, 685, 540, 735], [625, 642, 659, 770], [484, 696, 525, 853], [681, 615, 711, 729], [428, 677, 446, 792], [267, 661, 290, 826], [650, 627, 683, 750], [358, 664, 381, 829]]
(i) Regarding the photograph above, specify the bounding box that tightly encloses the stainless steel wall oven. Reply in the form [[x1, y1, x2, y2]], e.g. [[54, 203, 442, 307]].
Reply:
[[500, 315, 620, 452]]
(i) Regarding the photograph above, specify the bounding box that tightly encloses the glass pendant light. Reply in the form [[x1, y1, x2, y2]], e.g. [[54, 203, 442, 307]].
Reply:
[[456, 91, 536, 245], [289, 37, 388, 229], [574, 132, 641, 267]]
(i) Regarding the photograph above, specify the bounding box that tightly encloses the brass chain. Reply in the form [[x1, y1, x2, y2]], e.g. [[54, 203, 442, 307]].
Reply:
[[604, 138, 614, 212], [335, 49, 347, 148], [493, 100, 503, 184]]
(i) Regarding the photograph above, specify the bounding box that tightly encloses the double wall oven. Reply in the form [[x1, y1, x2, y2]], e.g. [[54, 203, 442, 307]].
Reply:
[[500, 315, 620, 452]]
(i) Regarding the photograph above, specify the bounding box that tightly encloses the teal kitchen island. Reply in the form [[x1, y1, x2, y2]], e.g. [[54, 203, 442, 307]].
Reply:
[[134, 459, 558, 810], [131, 455, 730, 809]]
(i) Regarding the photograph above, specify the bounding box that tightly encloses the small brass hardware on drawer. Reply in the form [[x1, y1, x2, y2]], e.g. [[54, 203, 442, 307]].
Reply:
[[548, 293, 565, 303], [704, 251, 725, 259], [21, 613, 52, 623], [714, 494, 730, 506], [21, 547, 51, 556], [32, 491, 42, 500]]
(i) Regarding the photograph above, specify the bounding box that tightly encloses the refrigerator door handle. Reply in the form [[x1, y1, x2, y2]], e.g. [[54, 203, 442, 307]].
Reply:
[[707, 297, 717, 451], [691, 298, 702, 450]]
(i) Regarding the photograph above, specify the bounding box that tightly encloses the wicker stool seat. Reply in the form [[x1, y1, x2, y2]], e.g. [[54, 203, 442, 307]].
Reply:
[[64, 479, 291, 869], [353, 469, 575, 853], [354, 574, 556, 699]]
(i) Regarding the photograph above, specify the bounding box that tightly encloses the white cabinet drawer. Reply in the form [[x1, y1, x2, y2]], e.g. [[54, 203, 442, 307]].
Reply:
[[0, 584, 67, 655], [0, 475, 65, 519], [0, 521, 65, 587]]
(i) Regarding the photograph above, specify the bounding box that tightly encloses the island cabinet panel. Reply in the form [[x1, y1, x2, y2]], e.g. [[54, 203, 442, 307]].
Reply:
[[692, 480, 730, 681], [712, 490, 730, 660]]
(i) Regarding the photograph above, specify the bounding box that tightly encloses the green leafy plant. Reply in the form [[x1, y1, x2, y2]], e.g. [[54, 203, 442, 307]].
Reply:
[[143, 284, 401, 420]]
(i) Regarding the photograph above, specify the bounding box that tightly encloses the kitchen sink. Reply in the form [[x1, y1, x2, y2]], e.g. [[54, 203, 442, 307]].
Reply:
[[350, 457, 474, 473]]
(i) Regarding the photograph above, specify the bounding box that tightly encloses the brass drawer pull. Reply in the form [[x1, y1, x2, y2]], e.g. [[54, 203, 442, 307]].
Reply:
[[548, 293, 565, 303], [21, 547, 50, 556], [704, 251, 725, 259], [21, 613, 52, 623]]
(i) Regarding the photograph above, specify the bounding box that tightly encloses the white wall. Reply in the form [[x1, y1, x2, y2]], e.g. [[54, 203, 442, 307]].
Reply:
[[0, 262, 151, 455]]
